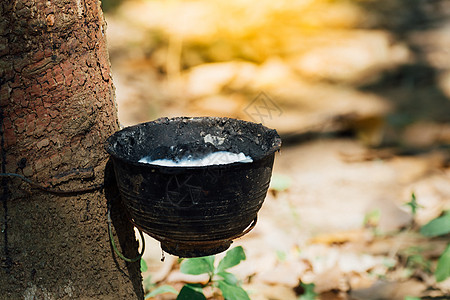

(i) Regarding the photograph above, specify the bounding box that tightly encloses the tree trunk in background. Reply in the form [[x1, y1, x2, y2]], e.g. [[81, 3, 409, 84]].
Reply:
[[0, 0, 143, 298]]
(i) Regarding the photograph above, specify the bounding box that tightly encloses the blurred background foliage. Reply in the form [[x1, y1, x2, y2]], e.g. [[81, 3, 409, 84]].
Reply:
[[102, 0, 450, 150], [100, 1, 450, 299]]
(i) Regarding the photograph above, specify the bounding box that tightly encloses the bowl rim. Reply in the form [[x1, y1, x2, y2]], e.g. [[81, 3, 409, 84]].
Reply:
[[105, 116, 282, 170]]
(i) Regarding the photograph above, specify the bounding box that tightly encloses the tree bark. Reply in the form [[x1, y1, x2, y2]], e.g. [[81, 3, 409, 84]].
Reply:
[[0, 0, 143, 298]]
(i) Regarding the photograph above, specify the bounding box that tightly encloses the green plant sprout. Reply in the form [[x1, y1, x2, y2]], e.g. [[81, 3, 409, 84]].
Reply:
[[363, 209, 381, 228], [178, 246, 249, 300], [269, 173, 292, 192], [434, 244, 450, 282], [404, 192, 422, 218], [363, 208, 383, 236], [276, 250, 287, 262], [145, 285, 178, 299], [403, 246, 431, 274], [144, 246, 250, 300], [141, 258, 148, 272], [141, 259, 155, 293], [401, 193, 450, 283], [141, 258, 179, 298], [297, 282, 318, 300]]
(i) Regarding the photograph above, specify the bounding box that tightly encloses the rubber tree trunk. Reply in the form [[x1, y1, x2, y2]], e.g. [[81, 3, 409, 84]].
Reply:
[[0, 0, 143, 298]]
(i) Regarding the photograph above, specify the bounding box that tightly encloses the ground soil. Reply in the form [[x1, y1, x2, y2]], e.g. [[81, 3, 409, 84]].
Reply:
[[103, 0, 450, 298]]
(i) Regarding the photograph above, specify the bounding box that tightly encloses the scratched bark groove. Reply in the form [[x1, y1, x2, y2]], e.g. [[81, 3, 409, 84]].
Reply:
[[0, 0, 143, 298]]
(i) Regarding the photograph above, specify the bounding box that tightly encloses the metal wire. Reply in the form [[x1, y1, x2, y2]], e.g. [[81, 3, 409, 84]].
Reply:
[[0, 172, 103, 194], [107, 206, 145, 263]]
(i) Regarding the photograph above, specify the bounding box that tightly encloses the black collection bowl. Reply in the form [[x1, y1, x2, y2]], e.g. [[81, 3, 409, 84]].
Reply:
[[105, 116, 281, 257]]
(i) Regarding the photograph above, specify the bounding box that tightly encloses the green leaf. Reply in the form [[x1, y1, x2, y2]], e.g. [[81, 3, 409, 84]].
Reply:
[[217, 246, 246, 273], [435, 244, 450, 282], [180, 256, 215, 275], [185, 284, 205, 293], [404, 297, 421, 300], [405, 253, 431, 273], [141, 258, 148, 272], [420, 212, 450, 237], [298, 282, 318, 300], [218, 281, 250, 300], [143, 276, 154, 292], [276, 250, 287, 262], [270, 174, 292, 192], [145, 285, 178, 299], [204, 255, 215, 272], [176, 284, 206, 300], [217, 271, 239, 285], [363, 209, 381, 227]]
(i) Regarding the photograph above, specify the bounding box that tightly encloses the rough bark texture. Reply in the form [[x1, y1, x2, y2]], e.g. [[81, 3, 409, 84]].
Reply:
[[0, 0, 143, 298]]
